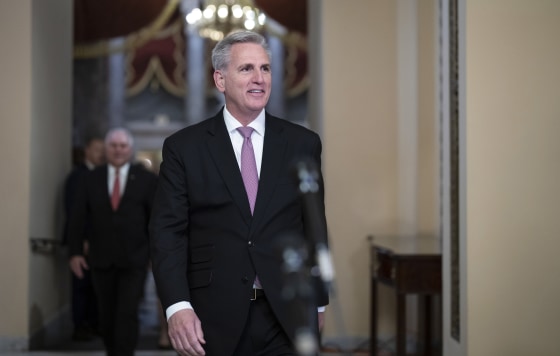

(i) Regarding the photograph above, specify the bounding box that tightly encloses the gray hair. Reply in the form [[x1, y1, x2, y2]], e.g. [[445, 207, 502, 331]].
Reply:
[[105, 127, 134, 148], [211, 30, 271, 72]]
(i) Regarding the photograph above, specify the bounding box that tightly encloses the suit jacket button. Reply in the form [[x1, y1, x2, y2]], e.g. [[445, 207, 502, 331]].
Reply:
[[248, 240, 253, 246], [242, 276, 249, 283]]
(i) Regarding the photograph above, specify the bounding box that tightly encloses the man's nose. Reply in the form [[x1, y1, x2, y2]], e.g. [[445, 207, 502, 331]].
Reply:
[[252, 71, 263, 82]]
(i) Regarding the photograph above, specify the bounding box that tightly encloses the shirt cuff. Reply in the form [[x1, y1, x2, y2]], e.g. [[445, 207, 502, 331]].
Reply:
[[166, 301, 324, 318], [166, 301, 193, 321]]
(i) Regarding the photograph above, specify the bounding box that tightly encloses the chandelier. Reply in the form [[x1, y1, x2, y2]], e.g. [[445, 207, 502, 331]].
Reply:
[[185, 0, 267, 41]]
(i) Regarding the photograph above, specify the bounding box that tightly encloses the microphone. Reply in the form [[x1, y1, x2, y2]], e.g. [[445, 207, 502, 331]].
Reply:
[[294, 159, 335, 285]]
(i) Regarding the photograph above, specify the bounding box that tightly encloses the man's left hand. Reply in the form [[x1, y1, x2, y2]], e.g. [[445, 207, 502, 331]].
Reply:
[[318, 312, 325, 331]]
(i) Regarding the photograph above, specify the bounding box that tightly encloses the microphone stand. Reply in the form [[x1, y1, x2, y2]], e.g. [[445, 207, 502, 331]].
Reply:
[[294, 159, 334, 290], [279, 234, 319, 356], [285, 159, 352, 356]]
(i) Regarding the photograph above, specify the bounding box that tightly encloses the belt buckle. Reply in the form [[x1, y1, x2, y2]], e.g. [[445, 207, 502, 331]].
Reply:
[[250, 289, 257, 301]]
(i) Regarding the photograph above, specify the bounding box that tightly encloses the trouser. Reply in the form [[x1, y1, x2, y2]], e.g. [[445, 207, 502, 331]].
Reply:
[[71, 268, 98, 330], [91, 265, 147, 356], [232, 296, 296, 356]]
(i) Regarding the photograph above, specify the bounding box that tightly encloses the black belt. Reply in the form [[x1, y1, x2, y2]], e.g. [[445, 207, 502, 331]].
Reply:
[[250, 288, 265, 301]]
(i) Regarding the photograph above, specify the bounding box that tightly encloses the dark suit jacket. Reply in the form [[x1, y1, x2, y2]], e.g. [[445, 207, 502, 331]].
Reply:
[[68, 163, 158, 269], [149, 110, 329, 355], [63, 162, 91, 246]]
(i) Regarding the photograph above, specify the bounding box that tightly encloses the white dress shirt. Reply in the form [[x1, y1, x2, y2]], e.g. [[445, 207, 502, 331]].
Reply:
[[108, 162, 130, 196], [224, 107, 265, 176]]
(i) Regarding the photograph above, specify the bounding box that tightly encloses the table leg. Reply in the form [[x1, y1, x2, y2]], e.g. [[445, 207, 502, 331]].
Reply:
[[371, 278, 378, 356], [417, 295, 433, 356], [396, 293, 406, 356], [425, 295, 433, 356]]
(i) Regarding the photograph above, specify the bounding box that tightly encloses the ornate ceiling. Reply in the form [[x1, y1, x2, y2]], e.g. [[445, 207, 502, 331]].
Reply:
[[73, 0, 309, 99], [74, 0, 307, 44]]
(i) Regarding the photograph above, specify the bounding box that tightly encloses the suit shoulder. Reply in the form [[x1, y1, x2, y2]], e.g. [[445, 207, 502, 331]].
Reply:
[[165, 115, 220, 145], [131, 163, 157, 178], [65, 163, 88, 183], [87, 165, 106, 179], [164, 125, 202, 151]]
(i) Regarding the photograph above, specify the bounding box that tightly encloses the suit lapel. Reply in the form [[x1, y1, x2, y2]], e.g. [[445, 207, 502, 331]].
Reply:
[[120, 164, 137, 204], [206, 115, 254, 225], [206, 113, 288, 230], [96, 166, 112, 211], [251, 116, 287, 232]]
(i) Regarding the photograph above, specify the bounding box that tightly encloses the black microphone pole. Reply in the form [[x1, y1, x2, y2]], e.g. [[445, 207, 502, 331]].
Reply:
[[294, 159, 334, 288], [278, 233, 319, 356], [276, 157, 333, 356], [294, 158, 352, 356]]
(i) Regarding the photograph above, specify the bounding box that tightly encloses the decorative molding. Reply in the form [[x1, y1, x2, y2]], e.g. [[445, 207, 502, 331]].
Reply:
[[448, 0, 461, 342], [74, 0, 180, 58], [125, 19, 186, 97]]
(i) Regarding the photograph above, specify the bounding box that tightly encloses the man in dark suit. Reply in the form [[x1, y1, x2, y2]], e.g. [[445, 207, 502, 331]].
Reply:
[[149, 31, 329, 356], [68, 128, 158, 356], [63, 135, 104, 341]]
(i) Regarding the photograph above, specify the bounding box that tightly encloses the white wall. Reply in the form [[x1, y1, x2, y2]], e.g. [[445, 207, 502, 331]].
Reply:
[[315, 0, 439, 345], [0, 0, 33, 346], [28, 0, 73, 340], [319, 0, 398, 340], [464, 1, 560, 355], [0, 0, 72, 350], [442, 1, 560, 355]]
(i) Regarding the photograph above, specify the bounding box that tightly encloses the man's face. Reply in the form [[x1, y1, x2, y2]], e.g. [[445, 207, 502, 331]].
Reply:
[[84, 139, 105, 167], [105, 131, 132, 168], [213, 42, 272, 122]]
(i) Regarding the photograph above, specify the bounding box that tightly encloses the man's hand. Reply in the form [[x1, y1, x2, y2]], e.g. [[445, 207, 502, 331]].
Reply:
[[168, 308, 206, 356], [69, 255, 88, 279], [318, 311, 325, 331]]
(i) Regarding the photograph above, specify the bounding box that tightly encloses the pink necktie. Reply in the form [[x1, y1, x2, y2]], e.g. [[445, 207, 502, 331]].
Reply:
[[111, 168, 120, 211], [237, 127, 262, 288], [237, 127, 258, 214]]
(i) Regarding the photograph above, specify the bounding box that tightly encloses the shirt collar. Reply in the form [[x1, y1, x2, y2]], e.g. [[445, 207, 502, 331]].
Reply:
[[109, 162, 130, 176], [223, 106, 265, 136]]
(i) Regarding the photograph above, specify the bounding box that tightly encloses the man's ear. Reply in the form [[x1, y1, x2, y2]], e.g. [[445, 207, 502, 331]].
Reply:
[[214, 70, 225, 92]]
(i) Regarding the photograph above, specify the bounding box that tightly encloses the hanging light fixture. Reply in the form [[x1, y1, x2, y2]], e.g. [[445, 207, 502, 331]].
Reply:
[[185, 0, 266, 41]]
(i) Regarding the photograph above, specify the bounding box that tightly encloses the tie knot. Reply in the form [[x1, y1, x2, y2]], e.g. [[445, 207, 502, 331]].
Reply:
[[237, 126, 254, 139]]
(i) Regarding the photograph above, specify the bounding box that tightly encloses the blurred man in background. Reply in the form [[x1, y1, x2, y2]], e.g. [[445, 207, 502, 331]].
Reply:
[[68, 128, 157, 356], [63, 136, 104, 341]]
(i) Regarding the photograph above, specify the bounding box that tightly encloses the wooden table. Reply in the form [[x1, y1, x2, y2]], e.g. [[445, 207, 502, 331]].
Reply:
[[369, 235, 442, 356]]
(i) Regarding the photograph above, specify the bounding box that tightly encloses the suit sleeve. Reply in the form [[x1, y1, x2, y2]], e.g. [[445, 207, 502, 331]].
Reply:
[[149, 137, 191, 310], [307, 133, 330, 307], [67, 171, 89, 257]]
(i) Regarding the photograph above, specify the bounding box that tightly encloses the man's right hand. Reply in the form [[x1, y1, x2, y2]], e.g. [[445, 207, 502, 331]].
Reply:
[[69, 255, 88, 279], [168, 308, 206, 356]]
